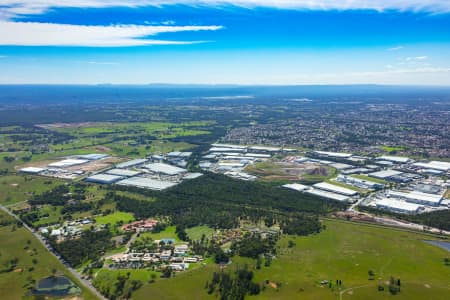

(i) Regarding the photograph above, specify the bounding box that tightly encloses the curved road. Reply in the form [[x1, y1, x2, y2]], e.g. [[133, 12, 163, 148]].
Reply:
[[0, 203, 106, 300]]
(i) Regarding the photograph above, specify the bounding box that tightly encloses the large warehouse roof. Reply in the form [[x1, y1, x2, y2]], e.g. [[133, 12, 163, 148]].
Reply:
[[376, 198, 421, 213], [117, 177, 177, 190], [116, 158, 148, 169], [389, 190, 443, 206], [369, 170, 403, 179], [86, 174, 123, 184], [377, 155, 410, 163], [48, 159, 89, 168], [144, 163, 187, 175], [313, 182, 358, 196], [413, 161, 450, 172], [77, 153, 109, 160], [314, 151, 352, 158], [211, 143, 247, 150], [20, 167, 46, 174], [305, 188, 349, 202], [106, 168, 141, 177], [283, 183, 309, 192]]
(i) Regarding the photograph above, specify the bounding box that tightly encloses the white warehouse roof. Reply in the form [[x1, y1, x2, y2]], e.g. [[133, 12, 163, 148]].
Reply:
[[389, 190, 442, 206], [413, 161, 450, 172], [116, 158, 148, 169], [86, 174, 123, 184], [377, 198, 422, 213], [305, 188, 350, 202], [211, 143, 247, 150], [20, 167, 46, 174], [283, 183, 309, 192], [314, 151, 352, 158], [106, 168, 141, 177], [369, 170, 403, 179], [48, 159, 89, 168], [377, 155, 411, 163], [144, 163, 187, 175], [117, 177, 177, 190], [313, 182, 358, 196]]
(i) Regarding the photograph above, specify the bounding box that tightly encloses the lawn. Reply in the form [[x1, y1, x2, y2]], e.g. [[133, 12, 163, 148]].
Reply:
[[95, 211, 135, 228], [132, 219, 450, 300], [186, 225, 215, 241], [0, 212, 98, 300], [0, 175, 64, 206], [379, 146, 407, 153], [138, 226, 180, 243]]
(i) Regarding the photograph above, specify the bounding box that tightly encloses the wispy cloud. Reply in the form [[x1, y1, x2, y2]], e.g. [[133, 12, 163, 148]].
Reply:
[[1, 0, 450, 19], [0, 55, 8, 58], [388, 46, 404, 51], [84, 61, 119, 65], [0, 21, 222, 46], [405, 56, 428, 61]]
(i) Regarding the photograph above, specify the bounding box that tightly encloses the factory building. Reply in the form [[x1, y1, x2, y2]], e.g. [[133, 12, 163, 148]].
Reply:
[[336, 175, 384, 190], [85, 174, 124, 184], [282, 183, 309, 192], [305, 188, 350, 202], [313, 151, 353, 159], [369, 170, 402, 179], [77, 153, 109, 160], [105, 168, 141, 177], [388, 191, 443, 207], [412, 161, 450, 172], [144, 163, 187, 176], [376, 156, 411, 164], [117, 177, 177, 190], [48, 159, 89, 168], [313, 182, 358, 196], [116, 159, 148, 169], [20, 167, 46, 174], [376, 198, 422, 214]]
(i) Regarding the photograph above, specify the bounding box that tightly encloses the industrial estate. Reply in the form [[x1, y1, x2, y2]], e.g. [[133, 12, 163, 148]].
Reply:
[[1, 87, 449, 300]]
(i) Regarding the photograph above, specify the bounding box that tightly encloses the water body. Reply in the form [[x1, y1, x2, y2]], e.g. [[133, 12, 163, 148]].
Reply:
[[424, 240, 450, 252], [32, 276, 80, 296]]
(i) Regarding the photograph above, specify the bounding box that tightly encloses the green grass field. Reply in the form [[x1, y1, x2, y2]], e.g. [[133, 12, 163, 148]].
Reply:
[[186, 225, 214, 241], [0, 175, 64, 206], [138, 226, 180, 243], [95, 211, 135, 227], [0, 212, 98, 300], [379, 146, 407, 153], [132, 219, 450, 300]]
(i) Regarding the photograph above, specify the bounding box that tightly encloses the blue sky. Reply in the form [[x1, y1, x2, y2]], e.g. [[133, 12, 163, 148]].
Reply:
[[0, 1, 449, 85]]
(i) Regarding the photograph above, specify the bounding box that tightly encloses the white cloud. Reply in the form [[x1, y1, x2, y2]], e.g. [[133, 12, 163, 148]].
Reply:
[[388, 46, 404, 51], [1, 0, 450, 19], [405, 56, 428, 61], [85, 61, 119, 65], [0, 21, 222, 46]]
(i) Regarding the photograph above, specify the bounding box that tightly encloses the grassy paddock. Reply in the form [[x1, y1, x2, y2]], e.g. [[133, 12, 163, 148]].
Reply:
[[0, 213, 98, 300], [133, 219, 450, 300]]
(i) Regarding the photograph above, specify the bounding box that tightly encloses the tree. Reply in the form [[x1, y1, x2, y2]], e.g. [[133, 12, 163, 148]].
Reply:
[[162, 267, 172, 278]]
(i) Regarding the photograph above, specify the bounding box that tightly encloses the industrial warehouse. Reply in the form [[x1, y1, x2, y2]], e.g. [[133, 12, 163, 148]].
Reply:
[[85, 158, 201, 191]]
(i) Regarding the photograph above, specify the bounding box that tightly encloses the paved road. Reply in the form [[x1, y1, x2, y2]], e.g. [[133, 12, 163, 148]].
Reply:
[[0, 204, 106, 300]]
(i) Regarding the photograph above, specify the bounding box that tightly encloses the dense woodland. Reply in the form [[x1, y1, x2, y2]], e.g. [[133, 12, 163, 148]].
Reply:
[[206, 266, 261, 299], [50, 229, 113, 267], [110, 173, 344, 234]]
